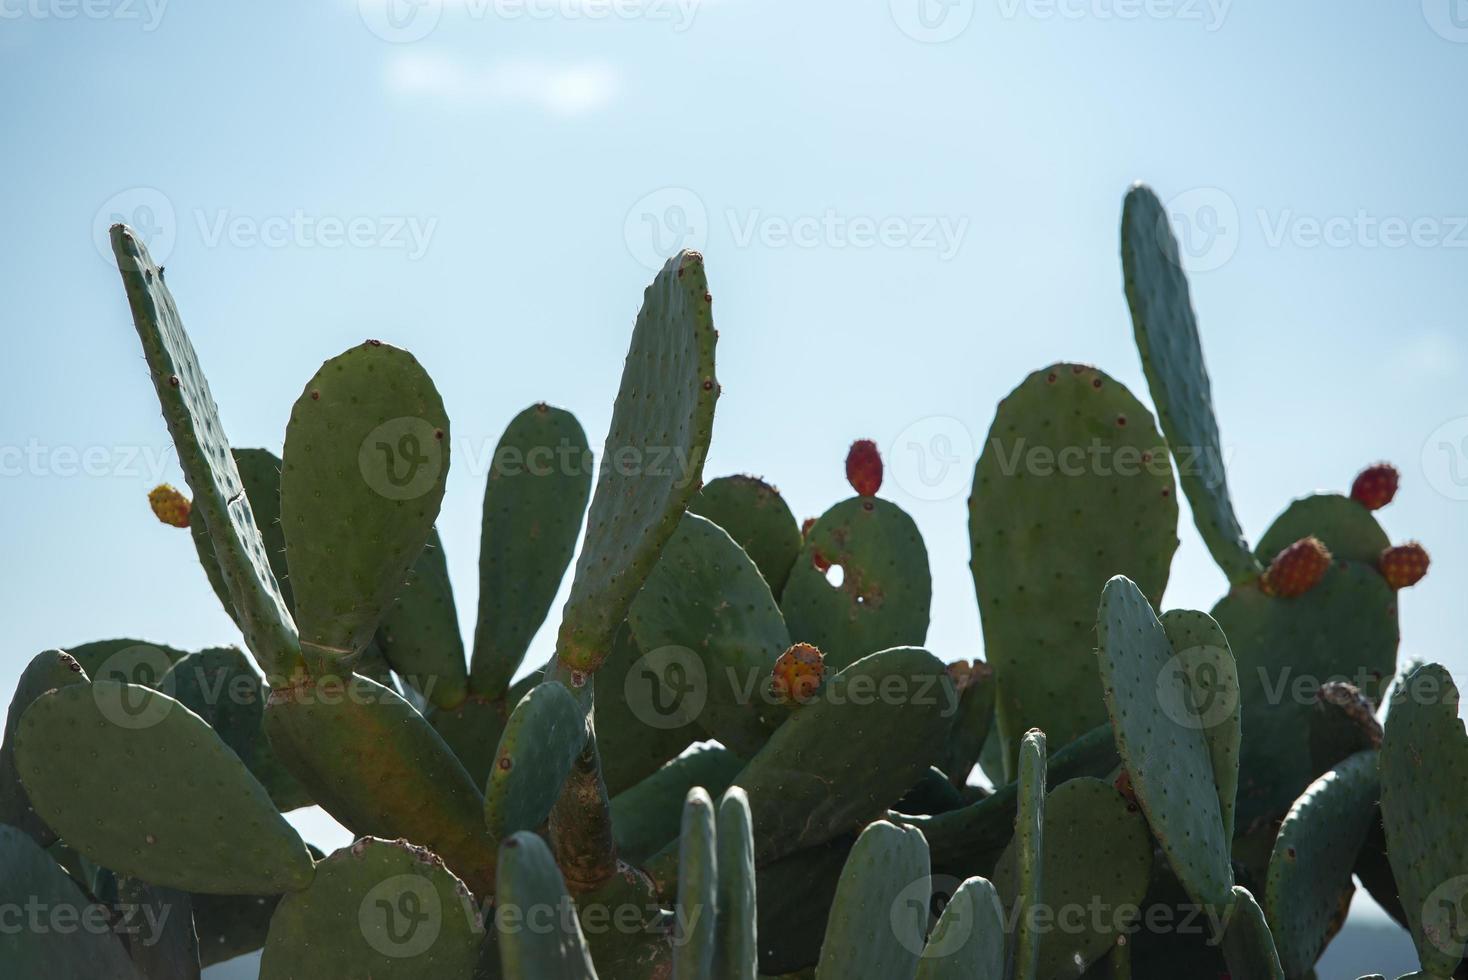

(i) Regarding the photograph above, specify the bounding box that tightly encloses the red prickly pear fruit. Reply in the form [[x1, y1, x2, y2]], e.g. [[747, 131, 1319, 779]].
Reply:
[[845, 439, 883, 497], [1350, 463, 1399, 511], [1379, 542, 1430, 590], [1261, 536, 1332, 598], [148, 484, 191, 528], [801, 517, 817, 539], [770, 643, 825, 704]]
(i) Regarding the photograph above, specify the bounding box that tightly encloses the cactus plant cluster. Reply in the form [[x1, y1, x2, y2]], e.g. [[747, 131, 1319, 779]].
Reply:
[[0, 184, 1452, 980]]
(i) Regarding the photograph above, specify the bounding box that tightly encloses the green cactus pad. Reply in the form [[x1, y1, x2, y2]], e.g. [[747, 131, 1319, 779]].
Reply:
[[629, 513, 792, 756], [1255, 493, 1391, 566], [814, 820, 929, 980], [191, 448, 293, 624], [556, 251, 719, 673], [716, 787, 758, 980], [0, 649, 89, 844], [280, 341, 450, 665], [675, 787, 719, 980], [111, 227, 301, 680], [377, 529, 469, 710], [0, 824, 143, 978], [574, 859, 673, 979], [471, 403, 592, 698], [994, 777, 1153, 978], [688, 474, 802, 596], [1120, 184, 1258, 584], [1097, 577, 1233, 911], [733, 647, 955, 865], [1265, 749, 1380, 977], [611, 744, 745, 866], [596, 623, 700, 796], [64, 637, 188, 687], [495, 832, 600, 979], [1159, 608, 1242, 842], [971, 364, 1178, 775], [937, 662, 996, 788], [15, 680, 313, 894], [782, 497, 931, 671], [914, 876, 1005, 980], [1380, 664, 1468, 975], [1221, 885, 1285, 980], [163, 646, 310, 812], [484, 681, 586, 839], [261, 837, 481, 980], [263, 672, 497, 897], [1213, 559, 1399, 830], [1013, 729, 1046, 980], [101, 875, 200, 980]]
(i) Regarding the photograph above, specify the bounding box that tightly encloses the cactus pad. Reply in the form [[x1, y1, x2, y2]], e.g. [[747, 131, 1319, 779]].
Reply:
[[815, 820, 930, 980], [1013, 729, 1046, 980], [1220, 885, 1285, 980], [495, 832, 600, 978], [782, 497, 931, 671], [0, 649, 89, 844], [471, 403, 592, 698], [191, 448, 295, 623], [1097, 576, 1233, 911], [1159, 608, 1242, 842], [15, 680, 313, 894], [1255, 493, 1390, 566], [281, 341, 450, 664], [675, 787, 719, 979], [1120, 184, 1258, 584], [556, 250, 719, 673], [914, 876, 1005, 980], [611, 744, 744, 866], [971, 364, 1178, 774], [483, 681, 586, 839], [260, 837, 480, 979], [110, 226, 300, 680], [716, 787, 759, 980], [688, 474, 802, 595], [377, 529, 469, 710]]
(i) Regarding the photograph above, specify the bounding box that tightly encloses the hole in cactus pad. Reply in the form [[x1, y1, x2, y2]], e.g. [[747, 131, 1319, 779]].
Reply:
[[825, 564, 845, 589]]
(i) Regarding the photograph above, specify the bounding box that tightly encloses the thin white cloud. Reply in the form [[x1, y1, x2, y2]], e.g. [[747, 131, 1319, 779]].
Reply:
[[386, 52, 621, 115]]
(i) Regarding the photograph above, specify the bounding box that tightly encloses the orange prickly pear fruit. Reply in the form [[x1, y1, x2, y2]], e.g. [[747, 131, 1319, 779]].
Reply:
[[770, 643, 825, 705], [148, 483, 191, 528], [1379, 542, 1429, 590], [1260, 536, 1332, 598]]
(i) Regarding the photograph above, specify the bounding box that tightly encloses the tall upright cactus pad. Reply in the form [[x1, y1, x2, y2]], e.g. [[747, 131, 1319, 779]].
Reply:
[[1380, 663, 1468, 976], [1265, 750, 1381, 978], [1120, 184, 1258, 584], [15, 681, 314, 894], [281, 341, 450, 666], [0, 649, 88, 843], [994, 777, 1153, 978], [260, 837, 481, 980], [191, 448, 294, 621], [495, 832, 599, 979], [556, 250, 719, 673], [1221, 886, 1286, 980], [732, 647, 955, 865], [483, 681, 586, 840], [1158, 609, 1242, 842], [163, 646, 310, 812], [814, 820, 930, 980], [782, 497, 931, 671], [263, 673, 497, 897], [629, 513, 792, 756], [472, 403, 592, 699], [971, 364, 1178, 775], [914, 876, 1005, 980], [377, 529, 469, 709], [715, 787, 759, 980], [1097, 577, 1234, 911], [0, 825, 143, 978], [1255, 493, 1391, 566], [688, 474, 802, 595], [110, 226, 301, 681], [675, 787, 719, 980], [1213, 560, 1398, 831], [1012, 729, 1046, 980]]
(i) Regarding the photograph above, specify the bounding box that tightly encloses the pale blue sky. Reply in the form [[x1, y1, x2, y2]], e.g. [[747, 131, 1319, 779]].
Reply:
[[1, 0, 1464, 957]]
